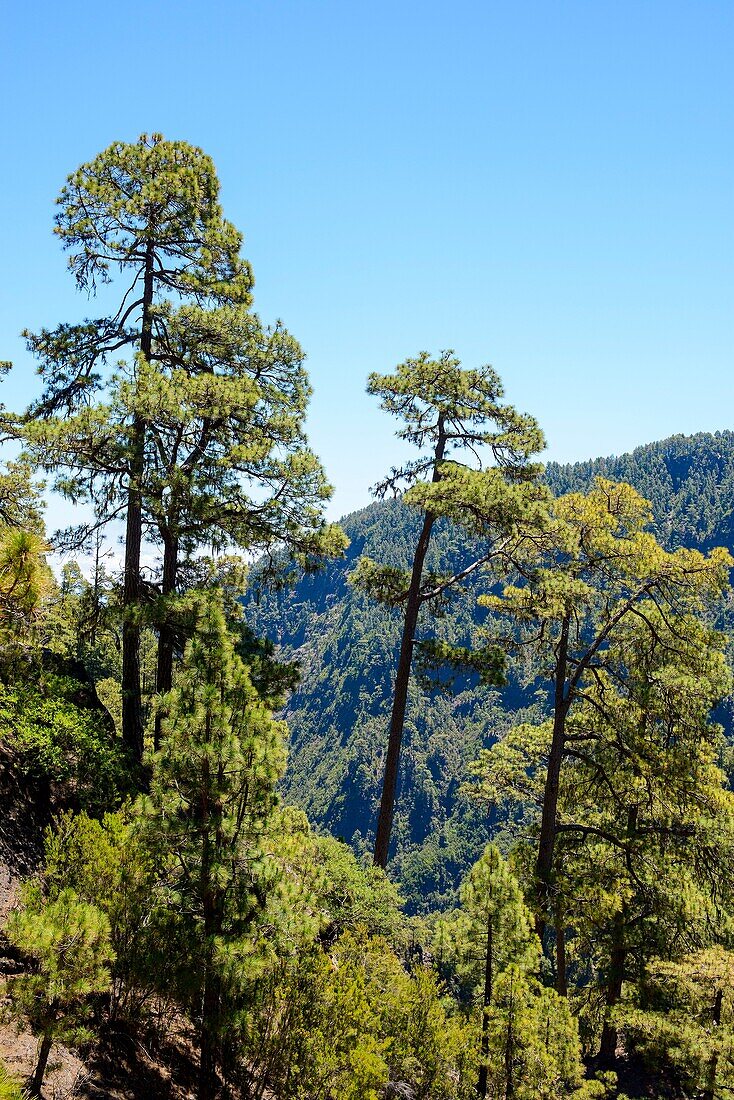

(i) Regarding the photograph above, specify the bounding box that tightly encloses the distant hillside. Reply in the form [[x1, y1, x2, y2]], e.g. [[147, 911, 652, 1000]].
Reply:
[[546, 430, 734, 551], [246, 430, 734, 910]]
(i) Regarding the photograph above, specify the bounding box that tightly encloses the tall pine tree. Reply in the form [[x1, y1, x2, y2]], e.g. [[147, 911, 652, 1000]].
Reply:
[[24, 134, 252, 761], [355, 351, 545, 866]]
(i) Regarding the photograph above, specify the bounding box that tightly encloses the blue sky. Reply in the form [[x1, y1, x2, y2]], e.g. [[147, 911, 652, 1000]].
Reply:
[[2, 0, 732, 522]]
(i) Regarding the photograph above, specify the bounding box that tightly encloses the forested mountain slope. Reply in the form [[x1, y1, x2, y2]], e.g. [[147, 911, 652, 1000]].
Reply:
[[247, 430, 734, 909]]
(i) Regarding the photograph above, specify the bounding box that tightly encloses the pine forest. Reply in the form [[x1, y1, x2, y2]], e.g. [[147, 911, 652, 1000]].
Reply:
[[1, 134, 734, 1100]]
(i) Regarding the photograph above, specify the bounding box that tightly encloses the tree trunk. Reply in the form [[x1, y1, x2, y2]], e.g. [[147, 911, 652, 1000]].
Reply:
[[477, 917, 493, 1099], [555, 897, 567, 996], [28, 1032, 52, 1097], [504, 1000, 516, 1100], [534, 614, 570, 945], [702, 987, 723, 1100], [198, 961, 221, 1100], [121, 415, 145, 763], [197, 715, 223, 1100], [121, 238, 155, 764], [373, 421, 447, 868], [154, 530, 179, 749], [600, 907, 627, 1060], [600, 806, 636, 1061]]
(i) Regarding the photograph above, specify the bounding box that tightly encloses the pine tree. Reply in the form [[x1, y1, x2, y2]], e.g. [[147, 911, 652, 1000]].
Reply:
[[3, 885, 113, 1097], [434, 844, 539, 1098], [141, 592, 287, 1100], [133, 301, 345, 746], [552, 607, 734, 1060], [355, 351, 545, 866], [620, 947, 734, 1099], [23, 133, 253, 762], [476, 478, 732, 943]]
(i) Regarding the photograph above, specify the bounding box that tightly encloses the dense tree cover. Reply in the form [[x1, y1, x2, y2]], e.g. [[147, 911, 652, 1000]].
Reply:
[[2, 136, 734, 1100], [247, 430, 734, 910], [546, 430, 734, 553]]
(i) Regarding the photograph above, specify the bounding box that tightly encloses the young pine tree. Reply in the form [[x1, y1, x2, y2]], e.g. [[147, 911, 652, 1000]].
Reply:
[[141, 592, 287, 1100], [3, 886, 113, 1097], [434, 844, 538, 1099]]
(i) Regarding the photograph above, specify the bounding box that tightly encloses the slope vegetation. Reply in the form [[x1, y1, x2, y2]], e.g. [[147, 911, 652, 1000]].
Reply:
[[247, 430, 734, 908]]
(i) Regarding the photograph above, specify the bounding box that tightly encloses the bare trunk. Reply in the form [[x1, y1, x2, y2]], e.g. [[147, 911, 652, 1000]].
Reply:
[[534, 614, 570, 945], [28, 1032, 53, 1097], [373, 420, 447, 868], [504, 1004, 516, 1100], [555, 897, 567, 996], [197, 714, 223, 1100], [600, 808, 635, 1061], [599, 909, 626, 1061], [702, 987, 723, 1100], [154, 530, 179, 749], [121, 239, 155, 764], [198, 962, 221, 1100], [477, 916, 493, 1098]]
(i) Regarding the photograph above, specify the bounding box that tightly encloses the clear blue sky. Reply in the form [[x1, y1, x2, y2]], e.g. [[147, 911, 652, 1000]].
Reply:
[[2, 0, 732, 522]]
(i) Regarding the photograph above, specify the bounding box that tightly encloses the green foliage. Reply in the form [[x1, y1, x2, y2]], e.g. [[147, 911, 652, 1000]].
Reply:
[[40, 809, 161, 1014], [0, 527, 52, 658], [483, 967, 603, 1099], [546, 429, 734, 553], [142, 592, 288, 959], [308, 832, 406, 941], [23, 133, 344, 762], [0, 1062, 23, 1100], [366, 351, 543, 475], [246, 431, 734, 911], [140, 592, 294, 1093], [434, 844, 538, 1006], [415, 638, 506, 692], [25, 131, 254, 525], [0, 674, 130, 811], [3, 884, 113, 1094], [473, 477, 732, 936], [244, 930, 475, 1100], [620, 948, 734, 1098]]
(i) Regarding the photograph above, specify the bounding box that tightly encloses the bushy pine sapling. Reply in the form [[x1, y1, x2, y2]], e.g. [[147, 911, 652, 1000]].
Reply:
[[3, 885, 113, 1097]]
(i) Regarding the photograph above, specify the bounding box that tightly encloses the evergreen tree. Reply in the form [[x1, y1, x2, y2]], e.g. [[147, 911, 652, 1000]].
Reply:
[[621, 947, 734, 1099], [355, 351, 545, 866], [134, 301, 344, 745], [141, 592, 288, 1100], [484, 966, 600, 1100], [3, 885, 113, 1097], [434, 844, 538, 1098], [24, 133, 253, 761], [475, 479, 732, 943]]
